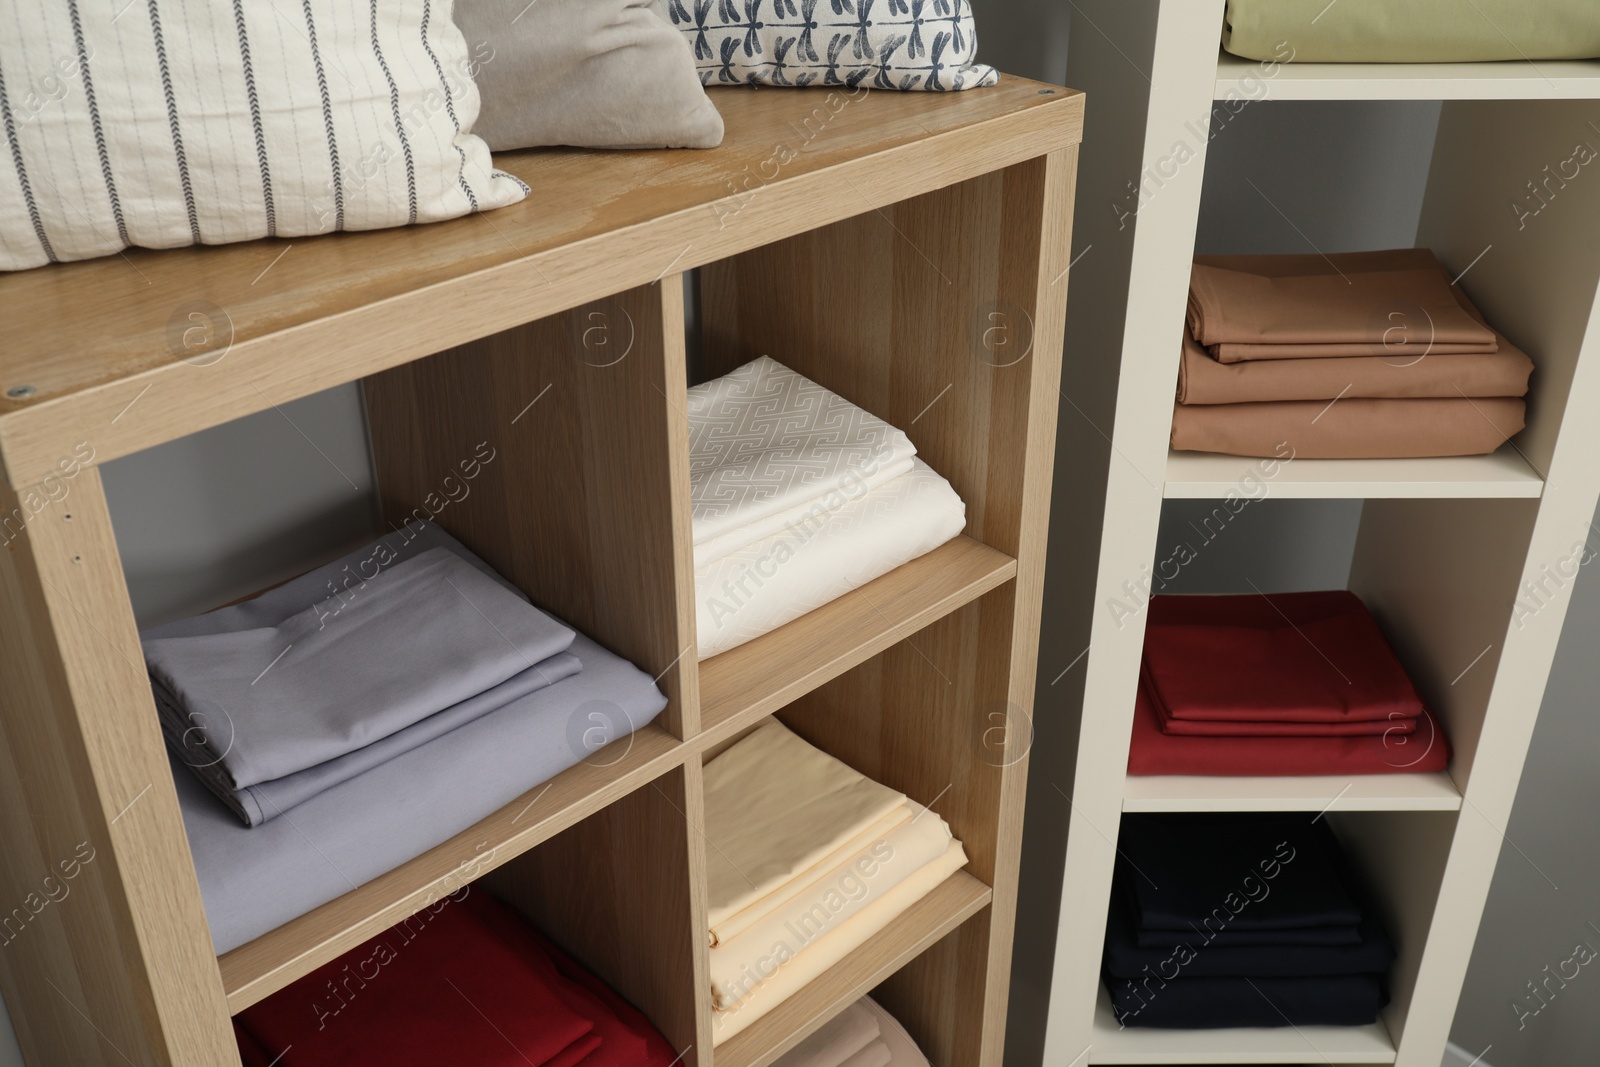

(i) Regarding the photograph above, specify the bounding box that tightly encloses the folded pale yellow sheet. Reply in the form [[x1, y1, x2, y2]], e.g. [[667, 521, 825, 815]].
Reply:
[[705, 721, 907, 934], [710, 804, 955, 1008], [713, 805, 912, 947], [772, 999, 880, 1067], [711, 840, 969, 1044]]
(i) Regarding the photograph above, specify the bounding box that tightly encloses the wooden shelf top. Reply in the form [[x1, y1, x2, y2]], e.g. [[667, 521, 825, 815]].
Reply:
[[1217, 50, 1600, 100], [0, 78, 1082, 490], [1089, 987, 1396, 1064], [1164, 447, 1545, 499], [1122, 772, 1464, 813]]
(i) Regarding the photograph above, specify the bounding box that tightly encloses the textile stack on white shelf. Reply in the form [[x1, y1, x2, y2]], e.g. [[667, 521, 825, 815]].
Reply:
[[703, 722, 968, 1043], [689, 357, 967, 658], [772, 997, 934, 1067]]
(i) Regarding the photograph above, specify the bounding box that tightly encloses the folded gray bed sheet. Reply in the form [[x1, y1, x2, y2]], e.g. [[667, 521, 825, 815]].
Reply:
[[143, 538, 577, 791], [184, 628, 667, 954]]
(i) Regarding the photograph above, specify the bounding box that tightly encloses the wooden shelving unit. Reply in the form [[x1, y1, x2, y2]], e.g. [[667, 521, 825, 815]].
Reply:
[[0, 81, 1081, 1067], [1015, 4, 1600, 1067]]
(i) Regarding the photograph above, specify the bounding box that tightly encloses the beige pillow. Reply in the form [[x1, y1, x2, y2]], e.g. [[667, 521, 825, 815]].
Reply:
[[455, 0, 724, 150]]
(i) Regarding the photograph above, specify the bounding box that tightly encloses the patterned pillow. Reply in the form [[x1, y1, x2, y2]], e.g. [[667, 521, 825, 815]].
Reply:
[[0, 1, 527, 271], [665, 0, 999, 90]]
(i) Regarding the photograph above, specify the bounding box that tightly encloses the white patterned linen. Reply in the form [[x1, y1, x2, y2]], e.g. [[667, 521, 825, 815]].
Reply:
[[664, 0, 999, 90], [0, 1, 526, 271], [695, 458, 966, 658], [689, 357, 917, 568]]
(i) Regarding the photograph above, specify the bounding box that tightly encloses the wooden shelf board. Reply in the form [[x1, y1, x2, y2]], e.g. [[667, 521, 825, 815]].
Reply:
[[1164, 447, 1544, 499], [0, 79, 1082, 490], [713, 871, 992, 1067], [1122, 772, 1463, 812], [1217, 50, 1600, 101], [219, 722, 684, 1013], [1088, 987, 1396, 1064], [698, 536, 1017, 739]]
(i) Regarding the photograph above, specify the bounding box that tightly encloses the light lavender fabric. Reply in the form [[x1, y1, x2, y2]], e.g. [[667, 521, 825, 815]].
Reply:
[[454, 0, 723, 150], [143, 543, 576, 791], [182, 625, 667, 954], [155, 652, 582, 827]]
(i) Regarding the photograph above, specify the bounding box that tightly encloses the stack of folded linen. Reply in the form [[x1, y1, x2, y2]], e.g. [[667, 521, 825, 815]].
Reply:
[[704, 721, 968, 1043], [234, 890, 681, 1066], [1105, 814, 1394, 1029], [1173, 249, 1532, 459], [689, 357, 968, 659], [144, 522, 667, 953], [1128, 591, 1451, 776], [773, 997, 934, 1067]]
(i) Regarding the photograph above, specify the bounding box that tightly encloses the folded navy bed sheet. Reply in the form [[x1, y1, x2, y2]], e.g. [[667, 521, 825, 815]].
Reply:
[[143, 530, 580, 826], [1103, 891, 1394, 979], [1107, 972, 1387, 1029], [1118, 814, 1364, 940], [184, 625, 667, 954]]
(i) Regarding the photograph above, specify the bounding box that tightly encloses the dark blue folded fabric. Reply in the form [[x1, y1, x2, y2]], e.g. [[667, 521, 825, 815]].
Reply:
[[1105, 886, 1394, 978], [1107, 971, 1387, 1028], [1119, 813, 1363, 936]]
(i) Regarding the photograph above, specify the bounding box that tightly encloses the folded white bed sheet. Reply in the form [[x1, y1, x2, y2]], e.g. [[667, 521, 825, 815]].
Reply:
[[696, 458, 966, 659], [772, 1000, 880, 1067], [688, 357, 918, 569]]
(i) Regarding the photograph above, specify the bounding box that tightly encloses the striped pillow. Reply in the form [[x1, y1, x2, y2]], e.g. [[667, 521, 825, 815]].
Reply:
[[0, 1, 527, 271]]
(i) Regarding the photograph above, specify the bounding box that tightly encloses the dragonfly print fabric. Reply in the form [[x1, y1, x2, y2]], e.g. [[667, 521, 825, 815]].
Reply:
[[665, 0, 999, 89]]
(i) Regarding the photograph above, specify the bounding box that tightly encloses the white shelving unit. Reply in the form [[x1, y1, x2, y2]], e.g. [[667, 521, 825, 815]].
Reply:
[[1021, 4, 1600, 1067]]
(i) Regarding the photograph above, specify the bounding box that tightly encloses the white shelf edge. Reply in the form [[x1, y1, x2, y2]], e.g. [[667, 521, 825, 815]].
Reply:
[[1163, 447, 1544, 499], [1122, 772, 1463, 813], [1216, 50, 1600, 101], [1088, 986, 1398, 1064]]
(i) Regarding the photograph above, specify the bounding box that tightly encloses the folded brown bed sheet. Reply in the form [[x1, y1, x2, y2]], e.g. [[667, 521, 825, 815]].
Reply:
[[1170, 396, 1525, 459], [1187, 249, 1497, 362], [1176, 328, 1533, 404]]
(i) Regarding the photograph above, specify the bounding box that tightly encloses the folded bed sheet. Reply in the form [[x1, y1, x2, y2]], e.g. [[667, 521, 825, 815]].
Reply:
[[182, 625, 667, 954], [1170, 395, 1524, 458], [144, 543, 577, 789], [1176, 326, 1534, 405], [772, 999, 881, 1067], [711, 840, 968, 1044], [709, 802, 954, 1008], [1108, 971, 1387, 1028], [1187, 249, 1496, 362], [1143, 591, 1424, 726], [1222, 0, 1600, 63], [863, 997, 931, 1067], [704, 721, 908, 934], [1128, 670, 1452, 776], [696, 458, 966, 659], [689, 356, 917, 569]]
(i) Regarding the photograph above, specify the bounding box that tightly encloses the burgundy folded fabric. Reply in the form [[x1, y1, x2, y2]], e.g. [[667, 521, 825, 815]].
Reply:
[[1144, 592, 1425, 725], [1170, 395, 1524, 458], [1188, 249, 1498, 362], [1175, 326, 1534, 405], [1128, 671, 1451, 776], [1148, 680, 1417, 737], [235, 892, 620, 1067]]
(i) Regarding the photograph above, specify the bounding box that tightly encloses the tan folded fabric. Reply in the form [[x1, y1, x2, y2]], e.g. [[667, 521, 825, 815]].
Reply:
[[705, 721, 906, 936], [1176, 328, 1534, 405], [1170, 397, 1525, 459], [863, 998, 931, 1067], [711, 840, 969, 1044], [712, 804, 912, 948], [839, 1041, 893, 1067], [1188, 249, 1497, 362], [772, 1000, 881, 1067], [709, 804, 954, 1009]]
